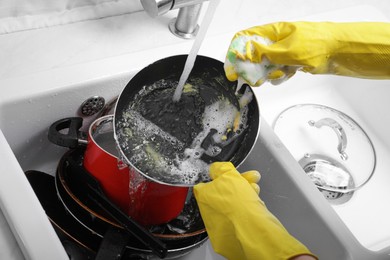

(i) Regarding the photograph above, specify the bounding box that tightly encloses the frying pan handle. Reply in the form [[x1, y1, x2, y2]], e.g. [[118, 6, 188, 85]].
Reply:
[[308, 118, 348, 160], [67, 157, 168, 258], [48, 117, 87, 149], [95, 227, 130, 260]]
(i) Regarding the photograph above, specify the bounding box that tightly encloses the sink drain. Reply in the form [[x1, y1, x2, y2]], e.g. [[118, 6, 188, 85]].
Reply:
[[299, 154, 354, 205], [80, 96, 105, 116], [273, 104, 377, 205]]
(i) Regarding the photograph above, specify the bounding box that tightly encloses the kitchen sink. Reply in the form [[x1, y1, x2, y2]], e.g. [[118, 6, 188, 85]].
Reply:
[[1, 55, 389, 260], [0, 3, 389, 260], [255, 73, 390, 254], [0, 64, 377, 260]]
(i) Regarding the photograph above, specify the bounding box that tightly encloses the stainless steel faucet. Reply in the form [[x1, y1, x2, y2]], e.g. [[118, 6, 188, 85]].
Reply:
[[141, 0, 207, 39]]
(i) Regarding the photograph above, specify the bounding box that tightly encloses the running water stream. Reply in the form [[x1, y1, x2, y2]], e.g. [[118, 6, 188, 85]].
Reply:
[[172, 0, 222, 102]]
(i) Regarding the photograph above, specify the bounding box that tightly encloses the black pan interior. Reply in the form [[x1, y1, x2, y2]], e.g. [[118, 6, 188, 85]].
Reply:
[[114, 55, 260, 184]]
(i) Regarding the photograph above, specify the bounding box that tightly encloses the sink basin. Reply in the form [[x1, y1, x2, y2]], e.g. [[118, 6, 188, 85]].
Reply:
[[250, 5, 390, 255], [0, 3, 389, 260], [255, 73, 390, 254]]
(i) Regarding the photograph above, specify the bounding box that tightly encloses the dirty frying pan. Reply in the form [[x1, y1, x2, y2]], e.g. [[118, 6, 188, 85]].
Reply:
[[114, 55, 260, 186]]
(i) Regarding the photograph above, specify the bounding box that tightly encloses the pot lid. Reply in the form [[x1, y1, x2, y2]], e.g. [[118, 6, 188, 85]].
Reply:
[[273, 104, 376, 193]]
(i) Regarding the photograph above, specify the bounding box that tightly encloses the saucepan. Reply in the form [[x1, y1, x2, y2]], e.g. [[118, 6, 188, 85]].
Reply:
[[48, 115, 189, 227]]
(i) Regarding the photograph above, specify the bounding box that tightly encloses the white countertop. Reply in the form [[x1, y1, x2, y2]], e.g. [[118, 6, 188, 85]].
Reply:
[[1, 0, 389, 83]]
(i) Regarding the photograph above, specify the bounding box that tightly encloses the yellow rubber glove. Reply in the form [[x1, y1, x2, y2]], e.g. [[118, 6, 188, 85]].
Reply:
[[225, 22, 390, 86], [193, 162, 317, 260]]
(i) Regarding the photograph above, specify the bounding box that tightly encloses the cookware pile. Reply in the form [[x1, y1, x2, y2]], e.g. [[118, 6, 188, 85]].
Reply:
[[25, 55, 260, 259], [25, 148, 207, 259]]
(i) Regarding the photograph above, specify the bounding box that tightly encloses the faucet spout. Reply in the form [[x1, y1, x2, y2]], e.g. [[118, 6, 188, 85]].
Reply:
[[141, 0, 207, 39]]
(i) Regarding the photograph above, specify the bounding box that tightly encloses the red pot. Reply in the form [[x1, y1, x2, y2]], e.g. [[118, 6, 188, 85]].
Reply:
[[50, 115, 189, 226], [84, 115, 189, 226]]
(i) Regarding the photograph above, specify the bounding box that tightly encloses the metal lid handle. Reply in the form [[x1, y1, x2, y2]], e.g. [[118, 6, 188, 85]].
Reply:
[[308, 118, 348, 160]]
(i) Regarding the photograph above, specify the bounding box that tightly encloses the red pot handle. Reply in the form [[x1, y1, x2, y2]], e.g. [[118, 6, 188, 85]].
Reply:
[[48, 117, 87, 148]]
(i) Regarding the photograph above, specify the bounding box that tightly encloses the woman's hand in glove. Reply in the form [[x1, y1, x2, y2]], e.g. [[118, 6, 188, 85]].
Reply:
[[224, 22, 390, 86], [193, 162, 317, 260]]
